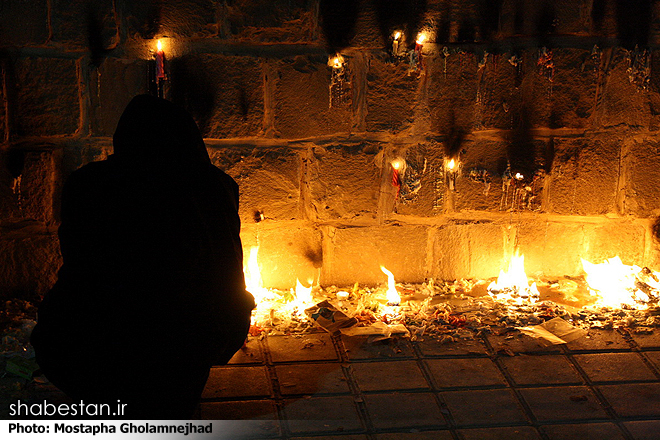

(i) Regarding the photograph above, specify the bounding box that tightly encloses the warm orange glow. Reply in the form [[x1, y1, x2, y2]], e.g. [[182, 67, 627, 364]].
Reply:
[[244, 246, 269, 303], [293, 278, 314, 308], [394, 31, 401, 40], [391, 158, 405, 171], [488, 252, 539, 304], [514, 172, 524, 180], [582, 256, 658, 308], [380, 266, 401, 305], [416, 33, 426, 45], [329, 54, 344, 69], [157, 39, 163, 52], [447, 159, 456, 170]]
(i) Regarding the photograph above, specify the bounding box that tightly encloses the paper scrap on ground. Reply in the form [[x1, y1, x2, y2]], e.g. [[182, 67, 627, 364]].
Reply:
[[305, 300, 357, 333], [517, 317, 587, 345], [340, 321, 410, 339]]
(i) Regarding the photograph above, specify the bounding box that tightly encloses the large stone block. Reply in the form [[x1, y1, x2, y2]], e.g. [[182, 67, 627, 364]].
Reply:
[[432, 220, 506, 280], [209, 145, 301, 223], [274, 54, 351, 139], [427, 51, 478, 134], [61, 139, 113, 176], [0, 145, 61, 224], [12, 58, 80, 136], [0, 233, 61, 300], [0, 0, 49, 47], [454, 139, 509, 212], [240, 221, 322, 290], [322, 224, 430, 286], [220, 0, 318, 43], [91, 58, 149, 136], [394, 142, 446, 217], [51, 0, 118, 49], [124, 0, 217, 39], [348, 0, 382, 49], [307, 143, 381, 221], [546, 136, 620, 216], [520, 49, 598, 129], [476, 53, 521, 130], [597, 48, 651, 129], [170, 54, 263, 138], [622, 137, 660, 217], [582, 220, 646, 266], [366, 54, 419, 133]]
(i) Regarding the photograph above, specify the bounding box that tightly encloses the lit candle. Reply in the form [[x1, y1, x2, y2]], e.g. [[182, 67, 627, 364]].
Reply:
[[415, 33, 426, 58], [391, 159, 404, 198], [392, 31, 401, 56], [155, 39, 166, 80]]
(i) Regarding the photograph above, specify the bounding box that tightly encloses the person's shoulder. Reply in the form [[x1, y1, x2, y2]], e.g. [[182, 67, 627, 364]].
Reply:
[[208, 164, 238, 187]]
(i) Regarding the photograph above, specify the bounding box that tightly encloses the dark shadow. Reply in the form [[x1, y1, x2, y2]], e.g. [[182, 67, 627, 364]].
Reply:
[[86, 4, 114, 68], [591, 0, 608, 30], [479, 0, 504, 41], [373, 0, 427, 50], [169, 55, 217, 136], [443, 107, 466, 158], [614, 0, 652, 50], [535, 1, 557, 48], [319, 0, 359, 53], [508, 106, 537, 179]]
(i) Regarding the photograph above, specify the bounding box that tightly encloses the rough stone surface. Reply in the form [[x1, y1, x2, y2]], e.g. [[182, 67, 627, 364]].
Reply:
[[51, 0, 119, 49], [170, 54, 263, 138], [393, 142, 446, 217], [202, 366, 271, 399], [622, 137, 660, 217], [598, 384, 660, 418], [546, 136, 620, 216], [366, 55, 419, 133], [308, 144, 382, 221], [0, 0, 49, 47], [18, 149, 59, 224], [573, 353, 657, 382], [441, 389, 527, 426], [0, 233, 60, 300], [240, 221, 322, 290], [541, 423, 626, 440], [500, 355, 582, 386], [284, 396, 363, 434], [266, 333, 338, 363], [459, 427, 543, 440], [12, 58, 80, 136], [433, 221, 505, 280], [364, 392, 446, 430], [322, 224, 429, 286], [351, 360, 428, 391], [220, 0, 317, 43], [274, 55, 351, 139], [276, 363, 349, 395], [92, 58, 149, 136], [210, 146, 301, 224], [426, 358, 506, 388], [520, 386, 608, 422]]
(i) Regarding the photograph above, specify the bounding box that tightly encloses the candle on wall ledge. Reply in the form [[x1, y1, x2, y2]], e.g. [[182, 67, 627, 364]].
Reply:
[[391, 158, 405, 198], [153, 39, 167, 98], [444, 157, 459, 191], [392, 31, 401, 57]]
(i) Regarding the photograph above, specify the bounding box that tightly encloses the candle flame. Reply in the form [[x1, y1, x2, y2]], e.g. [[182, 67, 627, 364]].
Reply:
[[380, 266, 401, 306], [447, 159, 456, 170], [514, 172, 524, 180], [244, 246, 269, 303], [391, 158, 405, 170], [416, 33, 426, 45], [487, 252, 540, 304], [157, 39, 163, 51], [394, 31, 401, 40]]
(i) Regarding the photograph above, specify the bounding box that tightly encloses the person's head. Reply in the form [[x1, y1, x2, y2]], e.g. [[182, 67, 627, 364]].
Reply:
[[113, 95, 211, 169]]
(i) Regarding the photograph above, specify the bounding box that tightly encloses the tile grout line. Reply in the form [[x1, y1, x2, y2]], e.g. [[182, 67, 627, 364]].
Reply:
[[411, 341, 462, 440], [561, 345, 636, 440], [333, 334, 378, 439], [261, 335, 291, 440], [482, 335, 551, 440]]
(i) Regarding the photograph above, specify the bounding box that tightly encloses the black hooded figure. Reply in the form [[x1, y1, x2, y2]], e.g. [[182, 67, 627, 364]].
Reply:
[[31, 95, 255, 419]]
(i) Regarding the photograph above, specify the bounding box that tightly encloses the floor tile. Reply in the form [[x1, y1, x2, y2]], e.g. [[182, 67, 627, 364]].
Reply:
[[342, 336, 415, 360], [565, 330, 631, 351], [228, 336, 264, 365], [275, 363, 350, 395], [641, 350, 660, 371], [267, 334, 339, 362], [375, 431, 453, 439], [425, 358, 506, 388], [351, 361, 429, 391], [623, 420, 660, 440], [499, 355, 582, 386], [541, 423, 625, 440], [459, 426, 542, 440], [200, 399, 278, 419], [598, 383, 660, 418], [487, 333, 562, 354], [519, 386, 608, 422], [441, 389, 528, 426], [414, 338, 488, 357], [203, 366, 271, 399], [283, 396, 363, 434], [630, 332, 660, 349], [573, 353, 657, 382], [363, 392, 447, 430]]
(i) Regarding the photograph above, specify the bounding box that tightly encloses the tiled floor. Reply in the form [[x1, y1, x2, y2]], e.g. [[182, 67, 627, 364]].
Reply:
[[197, 329, 660, 439]]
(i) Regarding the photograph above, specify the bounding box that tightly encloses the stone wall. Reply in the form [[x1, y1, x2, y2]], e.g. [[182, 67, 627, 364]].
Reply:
[[3, 0, 660, 297]]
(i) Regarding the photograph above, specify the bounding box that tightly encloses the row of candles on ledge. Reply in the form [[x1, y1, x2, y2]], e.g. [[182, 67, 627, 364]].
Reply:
[[391, 156, 460, 196]]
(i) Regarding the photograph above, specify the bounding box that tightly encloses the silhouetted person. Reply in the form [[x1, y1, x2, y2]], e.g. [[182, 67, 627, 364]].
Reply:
[[31, 95, 255, 419]]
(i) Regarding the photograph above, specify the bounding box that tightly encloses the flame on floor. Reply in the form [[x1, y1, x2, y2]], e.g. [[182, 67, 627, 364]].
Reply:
[[581, 256, 660, 309], [487, 252, 540, 304], [380, 266, 401, 306]]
